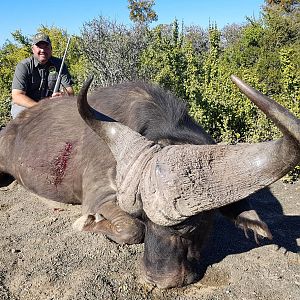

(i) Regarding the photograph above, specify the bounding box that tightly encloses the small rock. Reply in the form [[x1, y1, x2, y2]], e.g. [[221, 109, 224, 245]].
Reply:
[[11, 248, 21, 253]]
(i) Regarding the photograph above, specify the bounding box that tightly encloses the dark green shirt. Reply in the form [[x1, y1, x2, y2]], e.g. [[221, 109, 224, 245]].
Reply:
[[12, 55, 73, 101]]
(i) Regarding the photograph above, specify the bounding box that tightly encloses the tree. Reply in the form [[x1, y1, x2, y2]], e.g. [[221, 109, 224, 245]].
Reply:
[[81, 16, 148, 87], [221, 23, 244, 49], [128, 0, 158, 25], [139, 20, 187, 98], [184, 25, 209, 55], [265, 0, 300, 12]]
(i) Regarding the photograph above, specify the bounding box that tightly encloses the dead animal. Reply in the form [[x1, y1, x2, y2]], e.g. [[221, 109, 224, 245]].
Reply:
[[0, 75, 299, 288]]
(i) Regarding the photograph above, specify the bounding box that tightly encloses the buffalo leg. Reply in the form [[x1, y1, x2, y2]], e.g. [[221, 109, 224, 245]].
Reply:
[[73, 200, 145, 244], [219, 198, 272, 243]]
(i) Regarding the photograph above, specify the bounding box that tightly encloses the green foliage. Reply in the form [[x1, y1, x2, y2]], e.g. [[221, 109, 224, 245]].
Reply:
[[183, 41, 203, 120], [191, 8, 299, 146], [139, 20, 187, 98], [282, 165, 300, 183], [187, 7, 299, 180], [0, 33, 32, 127], [265, 0, 300, 12]]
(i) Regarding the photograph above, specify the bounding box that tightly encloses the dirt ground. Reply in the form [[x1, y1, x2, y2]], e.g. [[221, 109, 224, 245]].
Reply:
[[0, 179, 299, 300]]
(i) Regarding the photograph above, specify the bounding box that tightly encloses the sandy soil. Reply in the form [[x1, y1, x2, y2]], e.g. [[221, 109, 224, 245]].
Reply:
[[0, 180, 299, 300]]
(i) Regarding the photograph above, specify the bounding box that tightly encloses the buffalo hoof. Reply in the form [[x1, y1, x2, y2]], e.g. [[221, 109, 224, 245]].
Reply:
[[235, 210, 272, 243], [72, 213, 145, 245]]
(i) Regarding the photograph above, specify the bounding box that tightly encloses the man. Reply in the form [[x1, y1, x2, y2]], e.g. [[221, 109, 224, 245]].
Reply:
[[11, 33, 74, 118]]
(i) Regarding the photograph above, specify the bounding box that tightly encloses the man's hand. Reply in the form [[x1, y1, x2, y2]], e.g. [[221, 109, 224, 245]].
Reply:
[[50, 86, 74, 98], [50, 92, 63, 98]]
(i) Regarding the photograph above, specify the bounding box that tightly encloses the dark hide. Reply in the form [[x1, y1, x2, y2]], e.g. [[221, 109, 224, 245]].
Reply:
[[0, 82, 269, 288]]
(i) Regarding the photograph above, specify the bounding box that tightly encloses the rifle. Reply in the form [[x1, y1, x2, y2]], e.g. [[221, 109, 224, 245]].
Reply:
[[53, 36, 71, 94]]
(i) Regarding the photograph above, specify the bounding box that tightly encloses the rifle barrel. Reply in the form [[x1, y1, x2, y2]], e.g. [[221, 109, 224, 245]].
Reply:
[[53, 36, 71, 93]]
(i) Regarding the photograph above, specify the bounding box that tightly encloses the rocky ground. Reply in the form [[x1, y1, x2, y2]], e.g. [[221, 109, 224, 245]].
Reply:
[[0, 180, 299, 300]]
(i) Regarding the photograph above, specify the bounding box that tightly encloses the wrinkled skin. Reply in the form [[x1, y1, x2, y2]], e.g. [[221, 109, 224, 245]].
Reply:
[[80, 82, 273, 287], [0, 82, 272, 288]]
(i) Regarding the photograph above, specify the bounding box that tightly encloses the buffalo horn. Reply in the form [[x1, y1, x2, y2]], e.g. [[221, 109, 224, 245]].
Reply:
[[77, 77, 160, 215], [140, 76, 300, 225], [77, 76, 300, 226]]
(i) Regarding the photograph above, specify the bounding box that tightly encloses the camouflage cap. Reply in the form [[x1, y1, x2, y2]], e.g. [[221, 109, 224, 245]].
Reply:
[[32, 33, 51, 45]]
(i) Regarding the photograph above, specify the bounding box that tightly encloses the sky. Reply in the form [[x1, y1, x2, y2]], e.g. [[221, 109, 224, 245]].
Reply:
[[1, 0, 265, 46]]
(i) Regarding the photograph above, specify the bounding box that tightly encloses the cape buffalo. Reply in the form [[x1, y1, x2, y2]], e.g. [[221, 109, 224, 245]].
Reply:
[[0, 76, 299, 288]]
